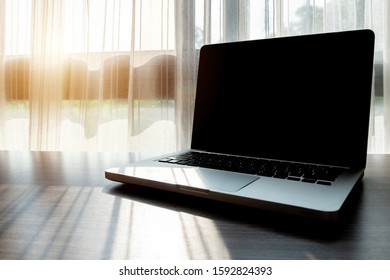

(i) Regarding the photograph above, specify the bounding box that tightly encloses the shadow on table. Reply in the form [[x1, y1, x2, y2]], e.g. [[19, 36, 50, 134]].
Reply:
[[103, 181, 364, 259]]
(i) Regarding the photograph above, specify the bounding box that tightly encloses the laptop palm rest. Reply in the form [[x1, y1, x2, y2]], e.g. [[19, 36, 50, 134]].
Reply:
[[107, 165, 259, 193]]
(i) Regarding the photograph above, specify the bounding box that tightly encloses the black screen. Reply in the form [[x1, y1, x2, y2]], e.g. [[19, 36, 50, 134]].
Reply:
[[191, 30, 375, 168]]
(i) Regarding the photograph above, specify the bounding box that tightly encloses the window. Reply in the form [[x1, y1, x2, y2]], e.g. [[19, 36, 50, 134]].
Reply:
[[1, 0, 388, 152]]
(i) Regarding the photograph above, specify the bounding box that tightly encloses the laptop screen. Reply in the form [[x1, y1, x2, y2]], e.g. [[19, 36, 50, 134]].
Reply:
[[191, 30, 375, 169]]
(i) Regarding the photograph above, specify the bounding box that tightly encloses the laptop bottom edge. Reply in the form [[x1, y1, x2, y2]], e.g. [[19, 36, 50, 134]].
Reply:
[[105, 168, 363, 222]]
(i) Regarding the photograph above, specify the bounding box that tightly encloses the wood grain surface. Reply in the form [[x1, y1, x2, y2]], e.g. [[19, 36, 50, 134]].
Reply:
[[1, 152, 389, 259]]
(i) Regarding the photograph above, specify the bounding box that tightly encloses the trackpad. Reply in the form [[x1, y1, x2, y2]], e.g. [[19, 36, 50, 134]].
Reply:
[[180, 168, 259, 193]]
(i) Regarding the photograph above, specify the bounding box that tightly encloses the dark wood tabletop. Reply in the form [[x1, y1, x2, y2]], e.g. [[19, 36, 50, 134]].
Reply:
[[1, 151, 389, 260]]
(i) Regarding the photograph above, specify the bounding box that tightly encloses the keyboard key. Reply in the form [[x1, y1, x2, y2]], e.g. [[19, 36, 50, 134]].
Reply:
[[317, 180, 332, 186], [287, 176, 301, 181], [302, 178, 317, 184]]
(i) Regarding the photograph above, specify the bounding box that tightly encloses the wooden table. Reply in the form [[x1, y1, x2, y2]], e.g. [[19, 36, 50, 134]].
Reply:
[[1, 151, 389, 260]]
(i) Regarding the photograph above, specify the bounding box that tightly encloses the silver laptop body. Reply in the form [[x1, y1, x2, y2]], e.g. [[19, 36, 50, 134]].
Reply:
[[105, 30, 375, 221]]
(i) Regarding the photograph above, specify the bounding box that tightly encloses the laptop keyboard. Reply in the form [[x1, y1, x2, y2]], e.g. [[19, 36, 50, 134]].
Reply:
[[157, 151, 345, 186]]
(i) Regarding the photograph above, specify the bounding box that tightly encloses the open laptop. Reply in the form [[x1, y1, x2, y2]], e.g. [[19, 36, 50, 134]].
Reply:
[[105, 29, 375, 221]]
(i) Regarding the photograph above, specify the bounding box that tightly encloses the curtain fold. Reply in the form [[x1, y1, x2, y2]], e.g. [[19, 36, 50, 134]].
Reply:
[[383, 0, 390, 152], [175, 0, 197, 150], [0, 0, 388, 154]]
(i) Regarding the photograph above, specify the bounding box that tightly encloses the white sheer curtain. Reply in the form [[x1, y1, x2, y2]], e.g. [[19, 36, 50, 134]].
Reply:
[[0, 0, 389, 153], [1, 0, 178, 153]]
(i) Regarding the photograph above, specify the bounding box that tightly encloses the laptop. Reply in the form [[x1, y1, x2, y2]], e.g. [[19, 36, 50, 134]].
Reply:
[[105, 29, 375, 221]]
